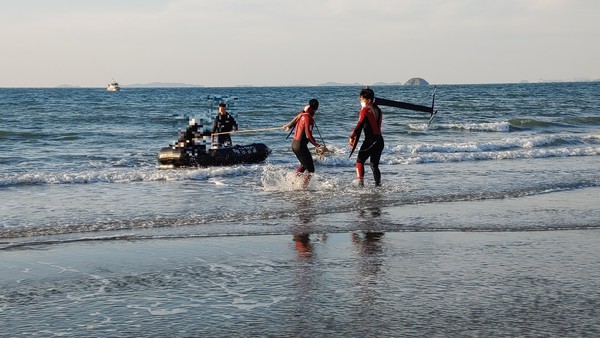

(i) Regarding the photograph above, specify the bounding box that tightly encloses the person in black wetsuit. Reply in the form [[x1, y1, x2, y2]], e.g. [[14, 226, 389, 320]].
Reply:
[[212, 103, 238, 147], [284, 99, 322, 187], [349, 88, 384, 187]]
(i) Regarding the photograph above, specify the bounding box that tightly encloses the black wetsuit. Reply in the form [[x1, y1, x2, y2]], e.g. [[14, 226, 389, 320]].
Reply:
[[212, 113, 238, 146], [292, 140, 314, 173], [288, 109, 318, 173], [352, 104, 384, 185]]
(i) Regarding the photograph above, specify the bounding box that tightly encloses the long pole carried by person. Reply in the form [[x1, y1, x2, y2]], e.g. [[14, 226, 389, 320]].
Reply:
[[348, 135, 359, 158]]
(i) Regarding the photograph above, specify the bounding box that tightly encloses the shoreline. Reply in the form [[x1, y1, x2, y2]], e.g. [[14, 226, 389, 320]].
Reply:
[[2, 229, 600, 336], [2, 185, 600, 250]]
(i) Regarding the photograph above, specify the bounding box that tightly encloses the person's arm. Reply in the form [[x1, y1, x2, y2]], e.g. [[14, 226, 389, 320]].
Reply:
[[349, 108, 367, 146], [283, 112, 301, 130], [303, 116, 319, 147]]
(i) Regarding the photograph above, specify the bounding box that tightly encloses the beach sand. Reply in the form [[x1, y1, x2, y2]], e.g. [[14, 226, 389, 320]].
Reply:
[[2, 188, 600, 336], [2, 229, 600, 337]]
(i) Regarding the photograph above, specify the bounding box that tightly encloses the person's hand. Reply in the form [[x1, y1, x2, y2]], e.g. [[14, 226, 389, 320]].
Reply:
[[283, 125, 290, 131], [315, 144, 328, 159], [349, 134, 357, 147]]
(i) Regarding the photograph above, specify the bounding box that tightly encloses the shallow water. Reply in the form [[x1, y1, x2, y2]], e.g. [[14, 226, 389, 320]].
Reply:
[[1, 83, 599, 246], [1, 83, 599, 335]]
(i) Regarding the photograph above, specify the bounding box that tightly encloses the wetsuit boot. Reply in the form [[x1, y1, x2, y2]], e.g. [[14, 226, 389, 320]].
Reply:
[[356, 163, 365, 187], [371, 162, 381, 187]]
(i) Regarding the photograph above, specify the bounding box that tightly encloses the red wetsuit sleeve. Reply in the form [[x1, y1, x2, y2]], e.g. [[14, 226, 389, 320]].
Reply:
[[351, 107, 368, 138], [285, 113, 301, 129], [293, 113, 318, 146], [304, 116, 318, 146], [292, 115, 304, 140], [352, 106, 381, 138]]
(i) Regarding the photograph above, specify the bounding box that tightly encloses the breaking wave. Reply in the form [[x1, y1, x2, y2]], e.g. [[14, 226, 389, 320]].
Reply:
[[0, 165, 264, 188], [387, 134, 600, 165]]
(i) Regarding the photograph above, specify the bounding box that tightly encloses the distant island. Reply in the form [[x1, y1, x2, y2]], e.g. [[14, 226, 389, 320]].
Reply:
[[404, 78, 430, 86], [318, 81, 363, 87]]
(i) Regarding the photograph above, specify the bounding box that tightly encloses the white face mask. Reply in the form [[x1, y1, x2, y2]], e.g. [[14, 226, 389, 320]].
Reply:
[[360, 101, 367, 108]]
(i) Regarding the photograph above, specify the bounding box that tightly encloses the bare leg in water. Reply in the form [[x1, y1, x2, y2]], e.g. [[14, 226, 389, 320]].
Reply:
[[296, 165, 313, 189]]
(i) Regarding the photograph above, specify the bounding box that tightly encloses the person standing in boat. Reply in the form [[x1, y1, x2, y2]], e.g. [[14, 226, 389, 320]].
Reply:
[[349, 88, 384, 187], [212, 103, 238, 147], [284, 99, 322, 187]]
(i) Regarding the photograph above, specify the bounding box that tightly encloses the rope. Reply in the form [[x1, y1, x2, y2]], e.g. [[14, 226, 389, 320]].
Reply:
[[212, 126, 283, 136]]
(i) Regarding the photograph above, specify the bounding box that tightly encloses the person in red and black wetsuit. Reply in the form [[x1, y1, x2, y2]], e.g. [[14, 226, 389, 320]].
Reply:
[[284, 99, 321, 186], [349, 88, 384, 187]]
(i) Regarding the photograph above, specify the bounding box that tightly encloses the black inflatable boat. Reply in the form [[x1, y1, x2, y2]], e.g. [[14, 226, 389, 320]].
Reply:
[[158, 117, 270, 168], [158, 142, 270, 168]]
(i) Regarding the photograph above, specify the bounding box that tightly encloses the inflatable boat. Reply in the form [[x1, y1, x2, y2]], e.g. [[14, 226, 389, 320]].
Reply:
[[158, 142, 270, 168], [158, 117, 270, 168]]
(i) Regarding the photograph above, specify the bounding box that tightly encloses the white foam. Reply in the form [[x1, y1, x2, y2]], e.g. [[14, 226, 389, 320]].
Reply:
[[148, 308, 188, 315], [259, 165, 335, 192], [441, 121, 511, 132], [260, 166, 310, 191], [407, 123, 431, 131], [0, 165, 259, 186]]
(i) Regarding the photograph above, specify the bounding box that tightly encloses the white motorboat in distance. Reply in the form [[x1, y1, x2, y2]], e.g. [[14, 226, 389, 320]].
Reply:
[[107, 79, 121, 91]]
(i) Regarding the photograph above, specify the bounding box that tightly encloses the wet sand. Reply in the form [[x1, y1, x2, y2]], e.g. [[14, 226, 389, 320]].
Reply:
[[2, 228, 600, 337]]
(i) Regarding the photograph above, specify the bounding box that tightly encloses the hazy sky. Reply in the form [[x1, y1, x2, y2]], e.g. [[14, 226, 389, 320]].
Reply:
[[1, 0, 598, 87]]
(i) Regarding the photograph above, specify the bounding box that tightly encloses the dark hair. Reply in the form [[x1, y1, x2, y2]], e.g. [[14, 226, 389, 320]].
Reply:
[[360, 88, 375, 100], [218, 103, 226, 107], [308, 99, 319, 110]]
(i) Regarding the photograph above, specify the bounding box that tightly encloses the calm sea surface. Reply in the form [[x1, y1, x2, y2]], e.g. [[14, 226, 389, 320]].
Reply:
[[1, 83, 599, 336]]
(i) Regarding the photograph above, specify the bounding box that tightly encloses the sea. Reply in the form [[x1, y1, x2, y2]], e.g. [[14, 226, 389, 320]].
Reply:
[[1, 83, 599, 336]]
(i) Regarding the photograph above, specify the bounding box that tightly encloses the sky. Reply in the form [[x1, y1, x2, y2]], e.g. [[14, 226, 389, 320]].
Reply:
[[1, 0, 599, 87]]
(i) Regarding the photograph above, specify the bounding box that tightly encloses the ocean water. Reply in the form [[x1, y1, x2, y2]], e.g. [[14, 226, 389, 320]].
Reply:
[[1, 83, 600, 336], [1, 83, 599, 244]]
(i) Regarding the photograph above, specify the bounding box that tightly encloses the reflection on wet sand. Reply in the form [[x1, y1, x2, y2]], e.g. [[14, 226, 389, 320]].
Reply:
[[293, 233, 312, 258], [353, 192, 386, 277], [289, 193, 328, 259], [352, 232, 385, 254], [351, 193, 387, 323], [352, 231, 385, 278]]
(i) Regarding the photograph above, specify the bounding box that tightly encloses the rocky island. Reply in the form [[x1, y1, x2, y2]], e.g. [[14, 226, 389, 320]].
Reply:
[[404, 78, 430, 85]]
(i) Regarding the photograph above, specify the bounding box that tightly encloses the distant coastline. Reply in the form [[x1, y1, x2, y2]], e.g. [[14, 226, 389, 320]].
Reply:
[[50, 81, 413, 88], [2, 79, 598, 89], [83, 79, 600, 88], [125, 81, 409, 88], [125, 82, 205, 88]]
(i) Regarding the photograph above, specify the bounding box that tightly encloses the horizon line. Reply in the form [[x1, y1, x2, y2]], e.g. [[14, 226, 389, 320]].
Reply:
[[2, 78, 599, 89]]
